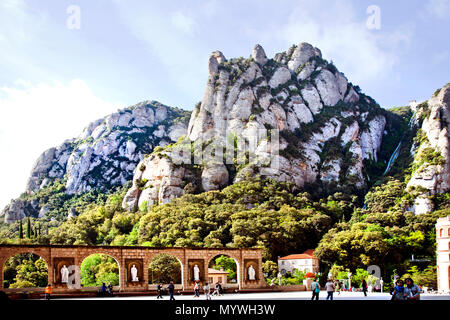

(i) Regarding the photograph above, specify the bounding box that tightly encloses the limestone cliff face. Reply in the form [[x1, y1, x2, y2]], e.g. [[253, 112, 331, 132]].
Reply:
[[123, 43, 387, 210], [407, 84, 450, 214], [1, 101, 189, 223]]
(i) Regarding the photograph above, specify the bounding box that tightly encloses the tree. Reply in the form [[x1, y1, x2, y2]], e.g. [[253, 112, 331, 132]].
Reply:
[[19, 220, 23, 239], [351, 268, 370, 288], [148, 254, 182, 284], [80, 254, 119, 287], [262, 260, 278, 278], [8, 256, 48, 288], [401, 265, 437, 288], [26, 217, 31, 238], [211, 255, 237, 281]]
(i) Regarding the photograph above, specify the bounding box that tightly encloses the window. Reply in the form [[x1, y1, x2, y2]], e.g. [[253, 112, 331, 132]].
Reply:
[[281, 261, 285, 265], [440, 229, 443, 237]]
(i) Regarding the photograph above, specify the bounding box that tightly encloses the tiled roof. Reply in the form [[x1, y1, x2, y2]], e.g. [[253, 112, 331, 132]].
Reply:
[[279, 249, 317, 260]]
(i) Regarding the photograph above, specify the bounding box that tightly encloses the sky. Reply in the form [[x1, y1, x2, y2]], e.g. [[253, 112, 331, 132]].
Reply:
[[0, 0, 449, 210]]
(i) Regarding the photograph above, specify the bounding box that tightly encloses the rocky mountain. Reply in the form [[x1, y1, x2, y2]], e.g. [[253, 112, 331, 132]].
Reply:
[[407, 84, 450, 213], [122, 43, 389, 211], [3, 43, 448, 223], [1, 101, 190, 223]]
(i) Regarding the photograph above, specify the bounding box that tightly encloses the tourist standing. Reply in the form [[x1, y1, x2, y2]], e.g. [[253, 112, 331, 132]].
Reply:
[[362, 279, 368, 297], [311, 279, 320, 300], [157, 283, 163, 299], [44, 284, 52, 300], [325, 279, 335, 300], [404, 278, 420, 300], [101, 282, 107, 297], [168, 281, 175, 300], [218, 282, 224, 296], [204, 282, 211, 300]]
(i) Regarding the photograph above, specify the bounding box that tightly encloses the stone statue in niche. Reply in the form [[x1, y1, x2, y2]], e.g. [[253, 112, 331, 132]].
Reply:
[[248, 265, 256, 280], [193, 264, 200, 281], [131, 264, 139, 282], [61, 265, 69, 283]]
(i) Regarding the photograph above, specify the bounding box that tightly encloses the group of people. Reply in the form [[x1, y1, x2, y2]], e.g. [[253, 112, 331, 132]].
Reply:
[[99, 282, 114, 296], [193, 280, 224, 299], [157, 281, 176, 300], [391, 278, 421, 300], [311, 278, 343, 300], [155, 280, 224, 300], [310, 277, 421, 301]]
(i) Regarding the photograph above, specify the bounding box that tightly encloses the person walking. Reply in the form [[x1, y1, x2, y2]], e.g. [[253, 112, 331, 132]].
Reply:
[[212, 282, 220, 296], [404, 278, 420, 300], [311, 278, 320, 300], [194, 281, 200, 298], [168, 281, 175, 301], [204, 282, 211, 300], [362, 279, 368, 297], [157, 283, 164, 299], [325, 279, 335, 300], [107, 282, 113, 296], [44, 284, 52, 300], [335, 281, 341, 295], [391, 279, 407, 300]]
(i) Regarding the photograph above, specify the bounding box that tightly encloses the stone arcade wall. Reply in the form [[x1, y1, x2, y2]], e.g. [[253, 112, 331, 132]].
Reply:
[[0, 244, 266, 293]]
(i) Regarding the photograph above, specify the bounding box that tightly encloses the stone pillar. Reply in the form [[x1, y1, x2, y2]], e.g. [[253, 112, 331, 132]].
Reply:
[[239, 250, 244, 290], [143, 251, 149, 290], [0, 256, 4, 289], [183, 248, 188, 291], [47, 247, 53, 285], [120, 249, 126, 292]]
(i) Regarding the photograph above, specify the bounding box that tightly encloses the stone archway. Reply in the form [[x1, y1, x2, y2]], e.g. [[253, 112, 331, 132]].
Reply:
[[0, 245, 266, 293], [3, 252, 49, 289], [207, 254, 240, 290], [148, 253, 183, 290], [79, 253, 121, 289]]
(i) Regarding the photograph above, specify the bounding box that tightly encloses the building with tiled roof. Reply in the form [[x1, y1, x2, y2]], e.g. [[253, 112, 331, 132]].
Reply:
[[277, 249, 319, 274]]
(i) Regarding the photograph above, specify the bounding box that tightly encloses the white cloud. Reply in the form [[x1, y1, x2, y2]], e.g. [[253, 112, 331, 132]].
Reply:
[[171, 11, 196, 36], [426, 0, 450, 19], [267, 1, 411, 85], [0, 79, 121, 210], [115, 2, 209, 106]]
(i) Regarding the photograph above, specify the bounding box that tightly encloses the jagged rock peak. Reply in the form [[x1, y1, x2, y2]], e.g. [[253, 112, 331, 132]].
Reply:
[[252, 44, 267, 65], [208, 51, 227, 74], [288, 42, 322, 72]]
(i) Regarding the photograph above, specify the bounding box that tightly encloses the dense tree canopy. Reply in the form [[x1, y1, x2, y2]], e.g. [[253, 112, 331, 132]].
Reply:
[[80, 254, 119, 287]]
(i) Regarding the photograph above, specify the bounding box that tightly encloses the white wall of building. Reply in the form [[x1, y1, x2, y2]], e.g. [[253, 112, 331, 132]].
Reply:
[[436, 216, 450, 293]]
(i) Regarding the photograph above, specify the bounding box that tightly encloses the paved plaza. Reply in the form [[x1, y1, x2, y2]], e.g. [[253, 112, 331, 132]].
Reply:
[[63, 291, 450, 301]]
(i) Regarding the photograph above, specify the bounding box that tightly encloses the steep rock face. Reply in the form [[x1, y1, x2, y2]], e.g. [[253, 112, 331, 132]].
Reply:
[[28, 101, 188, 194], [2, 101, 190, 223], [124, 43, 387, 208], [407, 84, 450, 213]]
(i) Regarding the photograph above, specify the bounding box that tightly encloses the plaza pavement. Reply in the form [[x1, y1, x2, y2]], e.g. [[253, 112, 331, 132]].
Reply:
[[63, 291, 450, 300]]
